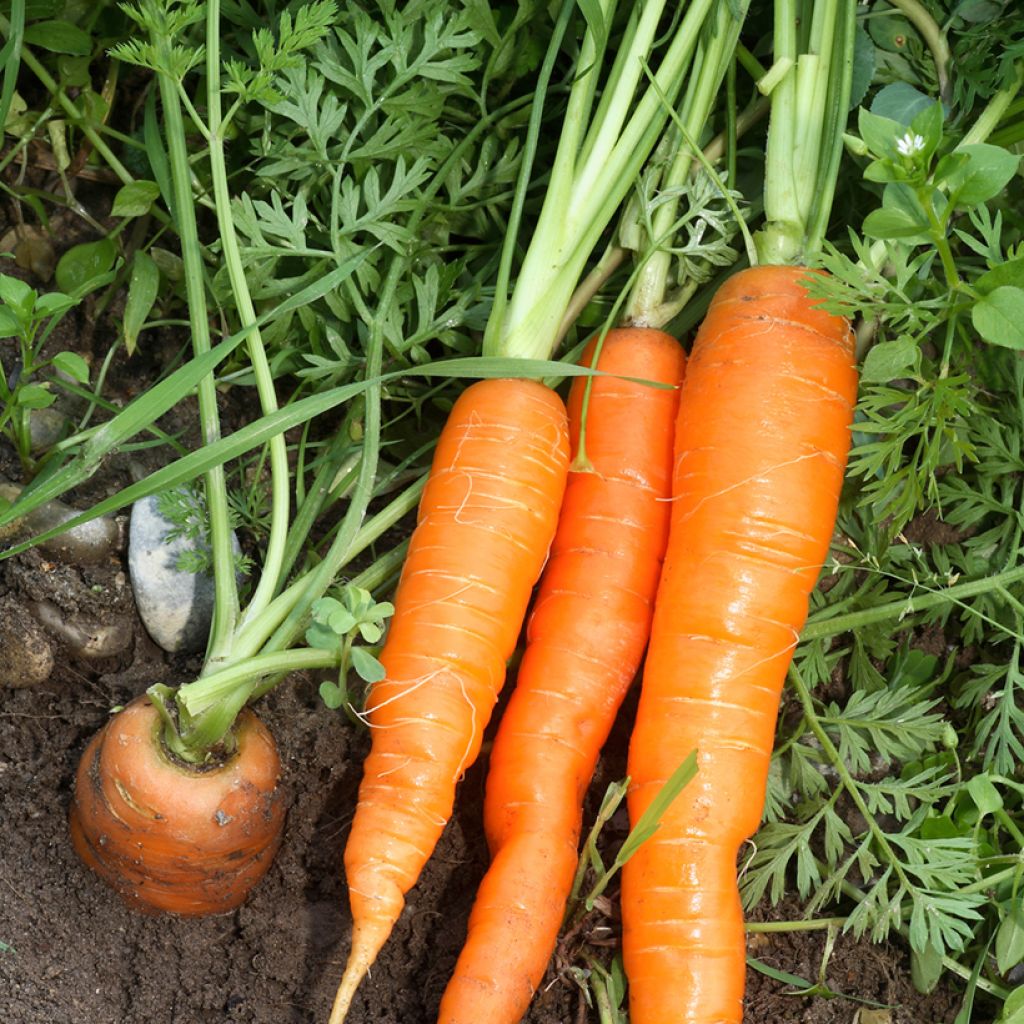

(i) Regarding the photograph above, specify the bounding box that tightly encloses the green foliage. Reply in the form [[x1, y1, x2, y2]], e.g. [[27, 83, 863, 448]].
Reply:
[[305, 586, 394, 712]]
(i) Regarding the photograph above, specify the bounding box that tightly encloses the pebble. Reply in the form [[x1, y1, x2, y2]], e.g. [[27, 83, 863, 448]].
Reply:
[[0, 478, 122, 565], [28, 408, 67, 454], [128, 492, 238, 654], [0, 596, 54, 687], [30, 600, 133, 660]]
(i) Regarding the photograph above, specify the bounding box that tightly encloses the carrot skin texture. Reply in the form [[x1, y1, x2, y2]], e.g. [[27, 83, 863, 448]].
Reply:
[[69, 697, 284, 916], [437, 330, 686, 1024], [622, 265, 858, 1024], [333, 378, 570, 1021]]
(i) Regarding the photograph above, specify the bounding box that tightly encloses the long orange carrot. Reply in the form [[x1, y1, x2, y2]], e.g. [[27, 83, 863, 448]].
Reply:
[[69, 697, 284, 915], [436, 328, 686, 1024], [330, 377, 569, 1022], [621, 265, 858, 1023]]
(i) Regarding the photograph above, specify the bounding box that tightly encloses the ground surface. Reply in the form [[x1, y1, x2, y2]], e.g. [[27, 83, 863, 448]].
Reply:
[[0, 570, 971, 1024]]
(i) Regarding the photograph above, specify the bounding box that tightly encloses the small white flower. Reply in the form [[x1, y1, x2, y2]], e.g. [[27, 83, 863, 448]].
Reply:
[[896, 131, 926, 157]]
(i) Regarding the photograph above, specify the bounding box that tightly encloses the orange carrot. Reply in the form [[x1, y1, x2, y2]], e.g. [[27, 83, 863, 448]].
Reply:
[[621, 265, 858, 1023], [69, 696, 284, 915], [436, 329, 686, 1024], [329, 377, 570, 1022]]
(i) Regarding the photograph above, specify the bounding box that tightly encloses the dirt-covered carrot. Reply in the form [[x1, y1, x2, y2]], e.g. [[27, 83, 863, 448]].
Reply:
[[621, 4, 859, 1021], [435, 329, 685, 1024], [69, 697, 284, 915]]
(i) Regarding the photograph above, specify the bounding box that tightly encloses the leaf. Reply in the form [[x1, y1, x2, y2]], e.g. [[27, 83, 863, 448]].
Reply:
[[858, 107, 904, 160], [863, 208, 928, 242], [350, 646, 385, 683], [966, 774, 1003, 816], [972, 287, 1024, 350], [974, 257, 1024, 296], [849, 25, 875, 110], [50, 351, 89, 384], [0, 273, 35, 314], [913, 937, 942, 995], [1001, 988, 1024, 1024], [318, 680, 344, 709], [17, 383, 55, 409], [0, 306, 21, 338], [870, 82, 934, 125], [123, 251, 160, 356], [997, 905, 1024, 975], [111, 180, 161, 218], [862, 338, 920, 383], [945, 144, 1020, 207], [327, 606, 357, 634], [55, 238, 117, 295], [22, 20, 92, 55]]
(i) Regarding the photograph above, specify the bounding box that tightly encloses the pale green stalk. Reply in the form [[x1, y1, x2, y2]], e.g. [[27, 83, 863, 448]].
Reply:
[[205, 0, 290, 629], [625, 0, 748, 326], [151, 10, 238, 661], [488, 0, 718, 361]]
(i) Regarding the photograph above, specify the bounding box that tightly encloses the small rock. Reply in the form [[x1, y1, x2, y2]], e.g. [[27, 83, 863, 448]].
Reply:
[[28, 408, 68, 454], [0, 478, 121, 564], [0, 596, 54, 687], [128, 492, 239, 654], [30, 600, 133, 660]]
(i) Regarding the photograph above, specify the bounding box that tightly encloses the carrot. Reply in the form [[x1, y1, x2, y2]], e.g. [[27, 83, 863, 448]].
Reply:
[[621, 264, 858, 1023], [435, 329, 686, 1024], [69, 696, 284, 915], [329, 377, 569, 1022]]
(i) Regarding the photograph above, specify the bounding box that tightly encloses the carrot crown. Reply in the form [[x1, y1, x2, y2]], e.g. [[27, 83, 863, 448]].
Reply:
[[755, 0, 857, 267], [483, 0, 741, 363]]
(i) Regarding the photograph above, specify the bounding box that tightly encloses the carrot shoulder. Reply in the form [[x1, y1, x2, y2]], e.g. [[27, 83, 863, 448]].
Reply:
[[436, 329, 686, 1024], [331, 377, 570, 1022], [622, 265, 858, 1024]]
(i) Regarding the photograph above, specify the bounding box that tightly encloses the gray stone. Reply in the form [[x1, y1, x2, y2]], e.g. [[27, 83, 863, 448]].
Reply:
[[0, 597, 54, 687], [0, 479, 122, 565], [28, 408, 67, 454], [128, 492, 239, 654], [30, 600, 133, 660]]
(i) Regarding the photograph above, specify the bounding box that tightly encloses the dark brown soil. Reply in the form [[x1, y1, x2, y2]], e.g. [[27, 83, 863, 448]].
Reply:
[[0, 588, 971, 1024]]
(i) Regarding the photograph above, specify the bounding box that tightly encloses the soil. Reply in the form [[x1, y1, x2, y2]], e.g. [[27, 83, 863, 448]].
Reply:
[[0, 515, 975, 1024]]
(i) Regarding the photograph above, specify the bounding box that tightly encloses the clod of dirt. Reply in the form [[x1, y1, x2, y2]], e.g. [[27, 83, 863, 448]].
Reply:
[[0, 595, 54, 687]]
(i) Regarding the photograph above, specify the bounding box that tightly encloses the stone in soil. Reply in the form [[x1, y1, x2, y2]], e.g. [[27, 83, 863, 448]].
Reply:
[[128, 492, 237, 654], [0, 595, 54, 687], [30, 598, 133, 660]]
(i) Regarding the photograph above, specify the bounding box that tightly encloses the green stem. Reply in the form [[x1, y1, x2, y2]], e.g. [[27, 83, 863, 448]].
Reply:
[[790, 665, 919, 899], [205, 0, 290, 627], [757, 0, 855, 265], [490, 0, 718, 360], [802, 563, 1024, 642], [746, 916, 848, 933], [886, 0, 951, 103], [959, 61, 1024, 147], [151, 16, 238, 663], [625, 0, 748, 327], [229, 474, 425, 662]]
